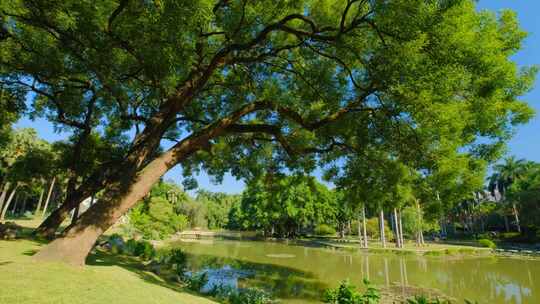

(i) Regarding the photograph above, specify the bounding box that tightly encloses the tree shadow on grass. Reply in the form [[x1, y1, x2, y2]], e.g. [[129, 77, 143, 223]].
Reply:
[[86, 250, 191, 294]]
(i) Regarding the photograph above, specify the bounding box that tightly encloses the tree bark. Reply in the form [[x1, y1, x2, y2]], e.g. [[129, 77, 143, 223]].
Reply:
[[35, 185, 45, 215], [1, 184, 19, 221], [0, 182, 10, 213], [379, 210, 386, 248], [512, 203, 521, 233], [393, 208, 401, 248], [33, 102, 260, 265], [362, 205, 368, 248], [504, 214, 510, 233], [40, 177, 56, 218], [10, 191, 20, 214]]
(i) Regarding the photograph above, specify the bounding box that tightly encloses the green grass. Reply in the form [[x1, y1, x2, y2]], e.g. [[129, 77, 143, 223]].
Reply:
[[0, 239, 217, 304]]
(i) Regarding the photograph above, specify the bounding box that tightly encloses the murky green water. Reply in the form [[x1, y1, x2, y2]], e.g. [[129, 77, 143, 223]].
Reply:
[[172, 239, 539, 303]]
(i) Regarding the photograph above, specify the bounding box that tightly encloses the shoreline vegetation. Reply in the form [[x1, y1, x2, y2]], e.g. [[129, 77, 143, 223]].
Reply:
[[2, 218, 539, 304]]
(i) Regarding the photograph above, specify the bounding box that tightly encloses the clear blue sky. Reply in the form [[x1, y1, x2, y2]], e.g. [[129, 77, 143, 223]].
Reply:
[[14, 0, 540, 194]]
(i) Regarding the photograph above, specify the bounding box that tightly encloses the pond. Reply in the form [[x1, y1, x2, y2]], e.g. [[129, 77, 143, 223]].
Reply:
[[171, 239, 539, 303]]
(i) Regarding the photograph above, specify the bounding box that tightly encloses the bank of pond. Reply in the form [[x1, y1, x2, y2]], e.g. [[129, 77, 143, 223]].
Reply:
[[100, 234, 539, 304]]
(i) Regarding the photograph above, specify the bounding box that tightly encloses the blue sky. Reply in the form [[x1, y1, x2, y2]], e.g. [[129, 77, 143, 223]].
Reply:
[[14, 0, 540, 194]]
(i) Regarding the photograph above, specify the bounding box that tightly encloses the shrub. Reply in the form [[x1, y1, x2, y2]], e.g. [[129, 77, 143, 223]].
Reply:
[[209, 286, 275, 304], [125, 239, 139, 256], [134, 240, 156, 260], [229, 288, 275, 304], [108, 234, 125, 254], [323, 279, 380, 304], [186, 272, 208, 292], [314, 224, 336, 236], [478, 239, 496, 249]]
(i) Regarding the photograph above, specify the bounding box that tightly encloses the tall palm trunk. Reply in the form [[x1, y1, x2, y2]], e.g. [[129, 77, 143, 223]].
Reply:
[[379, 210, 386, 248], [1, 184, 19, 221]]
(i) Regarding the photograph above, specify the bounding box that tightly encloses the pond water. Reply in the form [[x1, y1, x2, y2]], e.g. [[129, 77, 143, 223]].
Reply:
[[172, 239, 540, 303]]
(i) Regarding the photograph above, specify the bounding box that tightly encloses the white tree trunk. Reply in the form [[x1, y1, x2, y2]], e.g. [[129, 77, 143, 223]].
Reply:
[[41, 177, 56, 218], [398, 209, 404, 247], [379, 210, 386, 248], [394, 208, 402, 248], [1, 184, 19, 221], [512, 203, 521, 233], [0, 182, 11, 214], [35, 185, 45, 215], [362, 205, 368, 248]]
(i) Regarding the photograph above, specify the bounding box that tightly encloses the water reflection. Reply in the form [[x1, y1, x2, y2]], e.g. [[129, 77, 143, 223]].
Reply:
[[173, 240, 540, 304]]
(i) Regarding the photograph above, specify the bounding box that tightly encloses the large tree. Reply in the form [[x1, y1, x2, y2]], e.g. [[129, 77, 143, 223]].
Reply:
[[0, 0, 535, 265]]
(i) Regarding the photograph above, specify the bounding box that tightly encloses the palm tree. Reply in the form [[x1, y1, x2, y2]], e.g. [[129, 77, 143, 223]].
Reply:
[[488, 156, 529, 233]]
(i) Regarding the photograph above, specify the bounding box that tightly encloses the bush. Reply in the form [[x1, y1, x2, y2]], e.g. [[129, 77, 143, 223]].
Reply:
[[108, 234, 125, 254], [314, 224, 336, 236], [323, 279, 380, 304], [478, 239, 496, 249], [229, 288, 275, 304], [134, 240, 156, 260], [209, 285, 275, 304], [125, 239, 139, 255], [186, 271, 208, 292]]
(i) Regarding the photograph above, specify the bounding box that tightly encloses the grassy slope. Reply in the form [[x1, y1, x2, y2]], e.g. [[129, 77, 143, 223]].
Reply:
[[0, 239, 216, 304]]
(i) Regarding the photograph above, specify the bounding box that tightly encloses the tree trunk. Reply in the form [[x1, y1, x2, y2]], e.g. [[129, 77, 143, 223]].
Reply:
[[21, 193, 28, 215], [504, 214, 510, 233], [362, 206, 368, 248], [33, 102, 265, 265], [11, 191, 20, 214], [1, 184, 19, 221], [41, 177, 56, 218], [398, 209, 404, 247], [0, 182, 10, 213], [394, 208, 401, 248], [71, 204, 80, 224], [512, 203, 521, 233], [379, 210, 386, 248], [35, 186, 45, 215]]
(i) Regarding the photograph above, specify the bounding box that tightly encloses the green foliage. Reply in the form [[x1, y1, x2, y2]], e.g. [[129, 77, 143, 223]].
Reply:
[[227, 288, 274, 304], [477, 239, 496, 249], [323, 279, 380, 304], [314, 224, 336, 236], [133, 240, 156, 260], [365, 218, 394, 242], [186, 272, 208, 292], [209, 286, 275, 304], [129, 181, 189, 239], [196, 190, 241, 230], [237, 174, 338, 238]]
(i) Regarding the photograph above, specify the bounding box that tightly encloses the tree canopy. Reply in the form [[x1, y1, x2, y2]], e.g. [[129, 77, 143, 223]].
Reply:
[[0, 0, 536, 265]]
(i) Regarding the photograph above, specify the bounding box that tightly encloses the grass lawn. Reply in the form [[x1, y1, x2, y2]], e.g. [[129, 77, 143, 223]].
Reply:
[[0, 238, 217, 304]]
